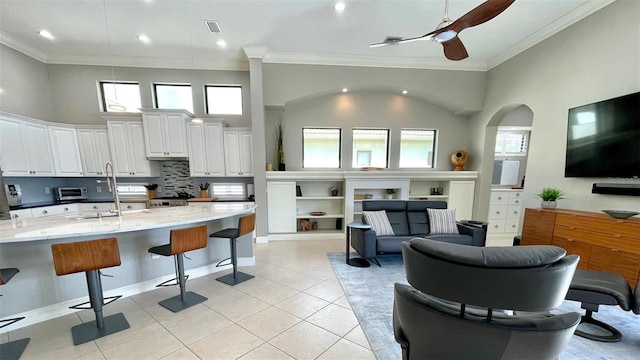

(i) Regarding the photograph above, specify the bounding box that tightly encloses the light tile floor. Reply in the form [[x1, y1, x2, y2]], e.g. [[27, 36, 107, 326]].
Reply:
[[4, 239, 376, 360]]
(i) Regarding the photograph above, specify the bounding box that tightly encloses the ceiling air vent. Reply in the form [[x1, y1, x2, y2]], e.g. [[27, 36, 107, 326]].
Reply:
[[204, 20, 222, 34]]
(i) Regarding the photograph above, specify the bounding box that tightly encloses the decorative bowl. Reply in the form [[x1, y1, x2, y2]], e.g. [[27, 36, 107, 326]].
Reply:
[[601, 210, 640, 219], [310, 211, 326, 216]]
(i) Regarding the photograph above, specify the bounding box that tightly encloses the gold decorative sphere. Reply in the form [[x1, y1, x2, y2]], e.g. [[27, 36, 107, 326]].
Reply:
[[451, 150, 469, 171]]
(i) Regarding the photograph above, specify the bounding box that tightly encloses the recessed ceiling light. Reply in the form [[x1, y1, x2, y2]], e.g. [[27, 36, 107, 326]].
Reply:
[[137, 34, 151, 43], [38, 30, 54, 40], [334, 2, 346, 12], [402, 90, 408, 95], [342, 88, 348, 93], [216, 39, 227, 48]]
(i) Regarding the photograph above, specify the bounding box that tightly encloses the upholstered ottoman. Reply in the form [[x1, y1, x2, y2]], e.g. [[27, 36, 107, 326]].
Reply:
[[565, 270, 634, 342]]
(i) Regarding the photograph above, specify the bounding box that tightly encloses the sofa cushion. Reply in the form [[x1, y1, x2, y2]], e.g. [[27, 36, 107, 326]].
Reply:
[[407, 201, 447, 235], [427, 208, 459, 234], [363, 210, 395, 236], [377, 236, 414, 253]]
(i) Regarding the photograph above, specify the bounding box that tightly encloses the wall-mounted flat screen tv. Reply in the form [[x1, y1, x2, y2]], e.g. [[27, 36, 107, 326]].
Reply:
[[565, 92, 640, 178]]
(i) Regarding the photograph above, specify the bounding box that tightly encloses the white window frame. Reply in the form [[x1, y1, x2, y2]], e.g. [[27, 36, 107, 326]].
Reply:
[[352, 128, 389, 169], [153, 83, 194, 113], [302, 127, 342, 169], [495, 129, 529, 156], [205, 85, 243, 115], [99, 81, 141, 113], [399, 129, 437, 168]]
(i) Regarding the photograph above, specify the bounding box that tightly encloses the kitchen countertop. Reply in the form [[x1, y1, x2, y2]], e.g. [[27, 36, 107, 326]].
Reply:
[[0, 202, 256, 243]]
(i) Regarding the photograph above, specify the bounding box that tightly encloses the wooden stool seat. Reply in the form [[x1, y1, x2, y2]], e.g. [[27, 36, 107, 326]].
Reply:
[[209, 213, 255, 285], [148, 225, 208, 313], [0, 267, 30, 360], [51, 238, 129, 346]]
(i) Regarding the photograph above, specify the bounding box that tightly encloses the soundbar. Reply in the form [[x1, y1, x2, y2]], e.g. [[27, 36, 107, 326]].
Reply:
[[592, 183, 640, 196]]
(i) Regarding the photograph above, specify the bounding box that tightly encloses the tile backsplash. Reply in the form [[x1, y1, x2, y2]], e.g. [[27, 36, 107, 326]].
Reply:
[[161, 161, 195, 196]]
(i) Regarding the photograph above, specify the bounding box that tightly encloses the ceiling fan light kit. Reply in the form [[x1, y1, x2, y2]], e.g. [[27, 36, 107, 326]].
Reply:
[[370, 0, 515, 60]]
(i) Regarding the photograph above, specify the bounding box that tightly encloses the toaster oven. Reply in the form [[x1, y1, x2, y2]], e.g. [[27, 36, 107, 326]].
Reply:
[[54, 187, 88, 201]]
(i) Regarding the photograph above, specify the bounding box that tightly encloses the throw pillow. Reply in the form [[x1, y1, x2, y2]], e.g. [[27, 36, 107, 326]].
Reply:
[[362, 210, 395, 236], [427, 208, 459, 234]]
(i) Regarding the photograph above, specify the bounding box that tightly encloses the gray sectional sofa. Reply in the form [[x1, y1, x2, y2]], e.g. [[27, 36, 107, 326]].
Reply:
[[351, 200, 486, 264]]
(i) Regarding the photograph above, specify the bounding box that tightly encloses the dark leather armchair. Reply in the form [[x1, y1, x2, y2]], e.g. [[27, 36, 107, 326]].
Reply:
[[393, 238, 581, 360]]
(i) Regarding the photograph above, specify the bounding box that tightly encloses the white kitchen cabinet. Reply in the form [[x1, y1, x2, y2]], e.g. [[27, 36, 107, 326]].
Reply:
[[267, 181, 297, 233], [106, 118, 159, 177], [488, 189, 523, 235], [0, 115, 55, 177], [9, 208, 33, 219], [49, 126, 83, 177], [223, 128, 253, 176], [141, 109, 191, 159], [32, 204, 79, 218], [446, 181, 475, 221], [77, 127, 112, 176], [186, 120, 226, 176]]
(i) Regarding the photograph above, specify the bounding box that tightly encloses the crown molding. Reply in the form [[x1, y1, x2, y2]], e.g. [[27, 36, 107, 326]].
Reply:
[[242, 45, 268, 59], [43, 54, 249, 71], [487, 0, 615, 70], [0, 30, 47, 62]]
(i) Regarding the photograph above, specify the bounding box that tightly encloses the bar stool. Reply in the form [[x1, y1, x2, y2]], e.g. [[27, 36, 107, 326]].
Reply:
[[148, 225, 208, 313], [209, 213, 255, 285], [0, 268, 30, 360], [51, 238, 130, 346]]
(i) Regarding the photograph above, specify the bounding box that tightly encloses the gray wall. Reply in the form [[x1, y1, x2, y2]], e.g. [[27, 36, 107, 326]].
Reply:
[[470, 0, 640, 220], [280, 89, 471, 171], [0, 44, 55, 121]]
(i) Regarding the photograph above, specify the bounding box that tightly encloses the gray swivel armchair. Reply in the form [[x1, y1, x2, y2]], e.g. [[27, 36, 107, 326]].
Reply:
[[394, 238, 581, 360]]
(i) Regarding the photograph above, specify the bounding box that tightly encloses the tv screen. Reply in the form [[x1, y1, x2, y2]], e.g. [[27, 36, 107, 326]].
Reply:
[[565, 92, 640, 178]]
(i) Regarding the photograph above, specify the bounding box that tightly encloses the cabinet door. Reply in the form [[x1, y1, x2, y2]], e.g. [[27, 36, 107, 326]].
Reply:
[[186, 122, 207, 176], [164, 113, 188, 157], [447, 181, 474, 220], [204, 122, 225, 176], [143, 113, 166, 157], [94, 129, 112, 172], [521, 209, 556, 245], [77, 129, 100, 176], [238, 131, 253, 176], [223, 131, 241, 176], [49, 126, 83, 176], [107, 121, 133, 176], [552, 237, 591, 270], [128, 122, 152, 176], [23, 122, 55, 176], [267, 182, 296, 233], [0, 117, 30, 176], [588, 246, 640, 287]]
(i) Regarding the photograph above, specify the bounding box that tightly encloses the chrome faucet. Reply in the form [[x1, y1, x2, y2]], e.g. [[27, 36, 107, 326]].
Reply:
[[96, 162, 121, 217]]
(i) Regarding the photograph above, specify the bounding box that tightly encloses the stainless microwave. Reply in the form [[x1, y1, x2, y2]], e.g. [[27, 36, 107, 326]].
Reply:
[[54, 187, 88, 201]]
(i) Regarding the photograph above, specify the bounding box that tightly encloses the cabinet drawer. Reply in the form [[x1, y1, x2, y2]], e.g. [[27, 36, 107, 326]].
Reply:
[[9, 209, 33, 219], [553, 225, 640, 254], [489, 192, 509, 205], [588, 245, 640, 287], [508, 191, 523, 200], [556, 214, 640, 239], [506, 205, 521, 219], [34, 204, 78, 217], [552, 237, 591, 270], [504, 218, 520, 233], [507, 197, 522, 206], [487, 220, 506, 234], [489, 206, 508, 220]]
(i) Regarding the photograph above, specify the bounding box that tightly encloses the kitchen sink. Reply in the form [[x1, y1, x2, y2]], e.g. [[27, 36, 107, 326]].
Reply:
[[68, 209, 149, 220]]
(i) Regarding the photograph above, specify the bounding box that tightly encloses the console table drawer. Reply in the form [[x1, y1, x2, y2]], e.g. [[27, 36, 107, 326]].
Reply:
[[553, 225, 640, 254], [556, 214, 640, 239], [588, 246, 640, 286], [552, 237, 591, 270]]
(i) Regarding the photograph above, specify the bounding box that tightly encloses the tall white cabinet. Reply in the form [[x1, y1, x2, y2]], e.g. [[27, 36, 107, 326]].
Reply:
[[106, 118, 159, 177], [0, 114, 55, 176], [488, 189, 523, 236], [76, 127, 112, 176], [186, 120, 226, 176], [141, 109, 192, 159], [267, 181, 297, 233], [48, 126, 84, 176], [223, 128, 253, 176]]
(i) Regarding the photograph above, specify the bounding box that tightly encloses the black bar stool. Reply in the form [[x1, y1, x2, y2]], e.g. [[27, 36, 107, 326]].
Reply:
[[0, 268, 30, 360], [51, 238, 130, 346], [209, 213, 255, 285], [148, 225, 208, 313]]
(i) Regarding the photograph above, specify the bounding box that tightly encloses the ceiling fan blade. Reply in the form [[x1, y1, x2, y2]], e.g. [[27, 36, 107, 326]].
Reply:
[[448, 0, 515, 34], [441, 37, 468, 61], [369, 34, 433, 48]]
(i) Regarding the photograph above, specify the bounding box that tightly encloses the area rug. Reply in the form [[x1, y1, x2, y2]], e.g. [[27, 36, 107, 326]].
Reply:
[[328, 252, 640, 360]]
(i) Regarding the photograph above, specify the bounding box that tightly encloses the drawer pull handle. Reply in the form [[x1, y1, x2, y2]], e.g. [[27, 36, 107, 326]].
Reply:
[[614, 234, 622, 238], [567, 239, 574, 242], [496, 211, 500, 214], [42, 210, 48, 214], [498, 197, 502, 200], [611, 248, 619, 252]]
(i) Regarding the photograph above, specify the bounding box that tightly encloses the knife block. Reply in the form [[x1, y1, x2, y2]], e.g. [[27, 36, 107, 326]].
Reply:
[[200, 190, 208, 198]]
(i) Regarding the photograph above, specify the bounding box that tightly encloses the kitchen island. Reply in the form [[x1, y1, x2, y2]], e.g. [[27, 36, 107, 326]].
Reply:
[[0, 202, 256, 329]]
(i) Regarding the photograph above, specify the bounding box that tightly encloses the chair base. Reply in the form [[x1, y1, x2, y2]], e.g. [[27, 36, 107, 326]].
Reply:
[[0, 337, 30, 360], [216, 271, 254, 286], [71, 312, 130, 346], [159, 291, 207, 313], [575, 311, 621, 342]]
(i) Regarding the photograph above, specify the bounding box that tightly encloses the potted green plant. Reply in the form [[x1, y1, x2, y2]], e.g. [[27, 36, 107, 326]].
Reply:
[[535, 188, 565, 209], [385, 188, 396, 199]]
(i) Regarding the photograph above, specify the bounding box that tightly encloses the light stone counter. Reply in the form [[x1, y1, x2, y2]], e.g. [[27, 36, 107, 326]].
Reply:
[[0, 202, 256, 327]]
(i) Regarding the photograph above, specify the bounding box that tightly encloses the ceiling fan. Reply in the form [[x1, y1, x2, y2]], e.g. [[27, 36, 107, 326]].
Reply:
[[370, 0, 515, 61]]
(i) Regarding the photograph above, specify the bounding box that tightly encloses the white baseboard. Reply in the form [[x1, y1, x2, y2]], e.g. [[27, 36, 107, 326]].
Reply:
[[0, 256, 254, 333], [255, 235, 269, 244]]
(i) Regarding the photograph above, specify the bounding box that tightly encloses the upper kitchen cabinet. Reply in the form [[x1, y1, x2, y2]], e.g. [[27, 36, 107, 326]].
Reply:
[[0, 114, 55, 177], [186, 119, 226, 177], [106, 118, 159, 177], [76, 127, 112, 176], [48, 126, 84, 176], [223, 128, 253, 177], [141, 109, 192, 159]]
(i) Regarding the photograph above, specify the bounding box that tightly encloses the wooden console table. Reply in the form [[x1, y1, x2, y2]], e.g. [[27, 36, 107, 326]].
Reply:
[[521, 208, 640, 286]]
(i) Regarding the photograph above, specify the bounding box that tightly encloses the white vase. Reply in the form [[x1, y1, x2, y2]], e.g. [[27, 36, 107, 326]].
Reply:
[[541, 200, 557, 209], [386, 194, 393, 199]]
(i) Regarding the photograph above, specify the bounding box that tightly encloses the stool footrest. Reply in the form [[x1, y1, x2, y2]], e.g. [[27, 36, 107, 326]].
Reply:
[[156, 274, 189, 288], [159, 291, 207, 313], [71, 312, 130, 345], [69, 295, 122, 310], [216, 271, 254, 286], [0, 337, 30, 360]]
